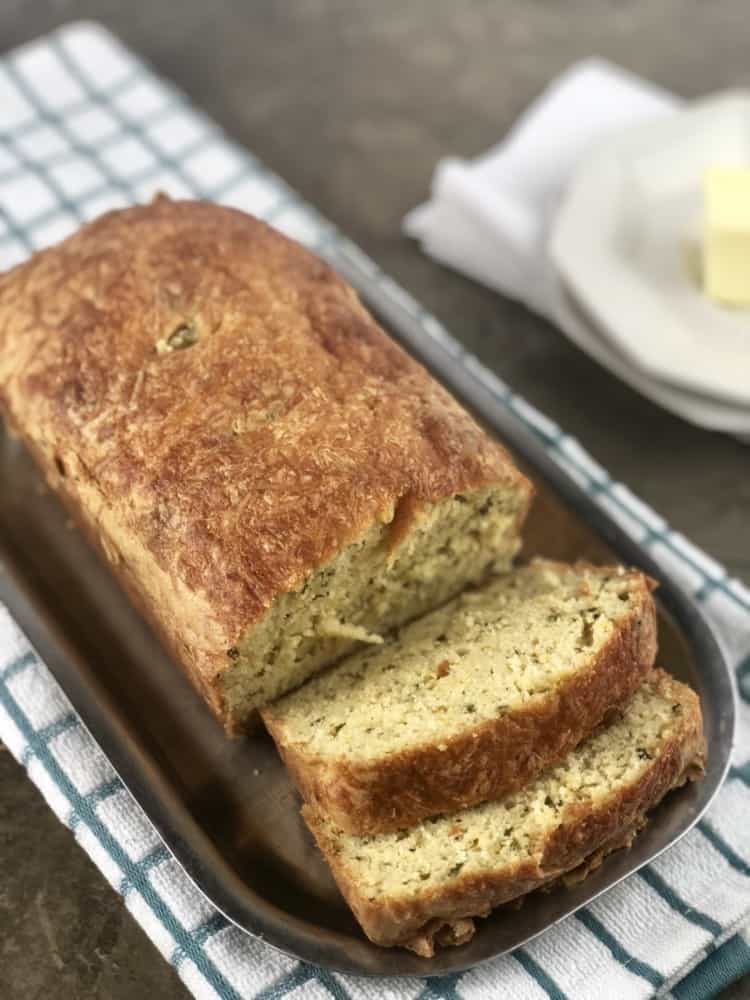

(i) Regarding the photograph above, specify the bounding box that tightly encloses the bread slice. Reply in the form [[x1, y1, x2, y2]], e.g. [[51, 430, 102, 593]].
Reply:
[[262, 560, 657, 833], [0, 197, 532, 732], [303, 669, 704, 955]]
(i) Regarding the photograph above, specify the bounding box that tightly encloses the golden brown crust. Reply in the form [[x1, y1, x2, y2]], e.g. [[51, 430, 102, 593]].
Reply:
[[408, 818, 648, 957], [0, 197, 530, 724], [302, 670, 705, 953], [265, 566, 658, 834]]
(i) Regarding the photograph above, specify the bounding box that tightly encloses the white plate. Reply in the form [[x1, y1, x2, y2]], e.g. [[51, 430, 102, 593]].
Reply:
[[550, 275, 750, 441], [549, 92, 750, 407]]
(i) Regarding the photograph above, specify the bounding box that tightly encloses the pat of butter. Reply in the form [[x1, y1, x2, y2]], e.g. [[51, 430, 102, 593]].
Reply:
[[703, 166, 750, 306]]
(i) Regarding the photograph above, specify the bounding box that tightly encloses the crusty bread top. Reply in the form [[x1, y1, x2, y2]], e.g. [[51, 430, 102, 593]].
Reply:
[[0, 198, 530, 656]]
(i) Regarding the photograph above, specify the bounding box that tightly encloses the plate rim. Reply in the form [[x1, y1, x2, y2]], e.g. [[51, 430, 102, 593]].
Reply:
[[549, 89, 750, 406]]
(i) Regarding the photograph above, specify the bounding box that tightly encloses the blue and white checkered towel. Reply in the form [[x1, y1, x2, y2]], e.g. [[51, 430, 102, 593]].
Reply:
[[0, 22, 748, 1000]]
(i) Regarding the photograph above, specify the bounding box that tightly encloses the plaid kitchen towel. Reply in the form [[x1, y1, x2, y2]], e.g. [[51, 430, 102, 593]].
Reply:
[[0, 21, 748, 1000]]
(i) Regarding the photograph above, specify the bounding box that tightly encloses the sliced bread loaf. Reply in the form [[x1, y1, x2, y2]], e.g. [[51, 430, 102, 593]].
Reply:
[[303, 669, 704, 955], [0, 198, 532, 732], [262, 560, 657, 833]]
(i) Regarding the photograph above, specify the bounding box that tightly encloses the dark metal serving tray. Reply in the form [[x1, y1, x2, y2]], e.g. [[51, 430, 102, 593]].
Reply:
[[0, 248, 735, 977]]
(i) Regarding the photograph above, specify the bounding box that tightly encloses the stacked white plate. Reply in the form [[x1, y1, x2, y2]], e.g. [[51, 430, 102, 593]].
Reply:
[[549, 92, 750, 440]]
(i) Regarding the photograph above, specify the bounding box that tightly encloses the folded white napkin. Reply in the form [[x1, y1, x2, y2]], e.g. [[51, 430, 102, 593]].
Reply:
[[405, 59, 676, 308], [405, 60, 750, 438]]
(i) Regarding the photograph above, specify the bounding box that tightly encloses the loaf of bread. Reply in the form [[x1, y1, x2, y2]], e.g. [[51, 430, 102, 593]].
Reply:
[[0, 197, 532, 731], [303, 669, 704, 955], [263, 560, 658, 833]]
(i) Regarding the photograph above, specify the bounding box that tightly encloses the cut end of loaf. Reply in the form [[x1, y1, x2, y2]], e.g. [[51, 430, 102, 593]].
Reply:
[[220, 484, 529, 728]]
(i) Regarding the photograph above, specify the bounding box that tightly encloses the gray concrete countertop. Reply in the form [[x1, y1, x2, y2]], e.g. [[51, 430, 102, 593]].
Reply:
[[0, 3, 748, 998]]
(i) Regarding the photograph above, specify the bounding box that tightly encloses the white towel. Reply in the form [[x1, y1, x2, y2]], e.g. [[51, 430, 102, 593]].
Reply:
[[0, 25, 749, 1000]]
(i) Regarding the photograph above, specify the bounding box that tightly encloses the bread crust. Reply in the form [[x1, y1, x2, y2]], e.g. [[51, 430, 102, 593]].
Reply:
[[0, 197, 530, 726], [303, 670, 705, 954], [264, 565, 658, 834]]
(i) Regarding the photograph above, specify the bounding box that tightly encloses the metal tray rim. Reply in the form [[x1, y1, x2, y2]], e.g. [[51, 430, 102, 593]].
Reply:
[[0, 246, 736, 978]]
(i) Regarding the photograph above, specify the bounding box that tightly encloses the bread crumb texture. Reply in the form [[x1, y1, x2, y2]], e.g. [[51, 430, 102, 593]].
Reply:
[[339, 682, 676, 893], [306, 670, 704, 950], [222, 487, 526, 721], [267, 560, 649, 759]]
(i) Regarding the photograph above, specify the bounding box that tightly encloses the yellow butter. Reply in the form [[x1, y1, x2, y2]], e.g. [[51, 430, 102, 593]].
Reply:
[[703, 166, 750, 306]]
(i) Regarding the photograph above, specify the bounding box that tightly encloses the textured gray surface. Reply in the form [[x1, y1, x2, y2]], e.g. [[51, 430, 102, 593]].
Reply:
[[0, 2, 748, 998]]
